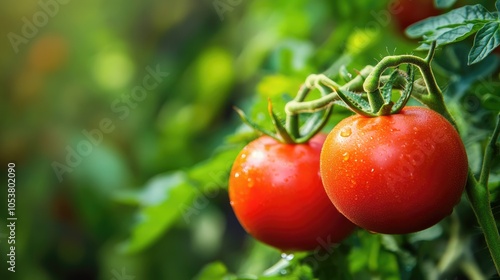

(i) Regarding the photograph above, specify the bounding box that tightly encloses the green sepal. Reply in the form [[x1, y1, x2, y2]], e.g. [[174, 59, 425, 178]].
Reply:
[[381, 70, 399, 103], [336, 88, 377, 117], [295, 105, 333, 143], [267, 100, 295, 144], [233, 107, 282, 142], [392, 64, 415, 114]]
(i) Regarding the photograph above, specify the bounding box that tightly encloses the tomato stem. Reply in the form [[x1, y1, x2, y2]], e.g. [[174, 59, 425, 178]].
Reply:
[[284, 66, 374, 115], [479, 113, 500, 186], [285, 84, 310, 140], [465, 171, 500, 275], [470, 114, 500, 275], [455, 115, 500, 275]]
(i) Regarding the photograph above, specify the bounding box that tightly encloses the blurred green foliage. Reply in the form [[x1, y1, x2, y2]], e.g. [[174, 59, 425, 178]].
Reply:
[[0, 0, 499, 279]]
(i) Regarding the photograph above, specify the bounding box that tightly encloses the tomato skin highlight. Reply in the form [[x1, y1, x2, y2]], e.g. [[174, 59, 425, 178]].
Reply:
[[229, 134, 355, 252], [320, 107, 468, 234]]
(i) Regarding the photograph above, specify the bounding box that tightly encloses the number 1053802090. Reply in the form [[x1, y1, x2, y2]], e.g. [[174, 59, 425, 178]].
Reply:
[[7, 163, 15, 216]]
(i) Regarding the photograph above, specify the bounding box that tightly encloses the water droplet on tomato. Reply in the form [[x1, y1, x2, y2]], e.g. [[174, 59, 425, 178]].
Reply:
[[234, 172, 240, 178], [281, 253, 294, 261], [371, 168, 374, 172], [340, 127, 352, 137], [247, 178, 254, 188], [343, 152, 349, 161]]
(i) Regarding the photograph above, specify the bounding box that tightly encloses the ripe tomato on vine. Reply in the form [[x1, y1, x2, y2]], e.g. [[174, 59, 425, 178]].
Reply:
[[229, 134, 355, 251]]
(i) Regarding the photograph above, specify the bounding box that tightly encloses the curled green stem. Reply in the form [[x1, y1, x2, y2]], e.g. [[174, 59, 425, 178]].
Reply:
[[363, 42, 456, 127], [285, 66, 374, 115]]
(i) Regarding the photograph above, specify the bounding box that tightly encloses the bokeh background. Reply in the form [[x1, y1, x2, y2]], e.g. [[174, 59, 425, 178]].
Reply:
[[1, 0, 498, 279]]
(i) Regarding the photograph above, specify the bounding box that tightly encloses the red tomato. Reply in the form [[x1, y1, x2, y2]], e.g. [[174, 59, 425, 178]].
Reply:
[[393, 0, 441, 32], [320, 107, 468, 234], [229, 134, 355, 251]]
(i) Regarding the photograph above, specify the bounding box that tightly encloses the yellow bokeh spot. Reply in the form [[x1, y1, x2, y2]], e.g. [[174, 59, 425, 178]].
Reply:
[[346, 28, 378, 56], [93, 50, 135, 91]]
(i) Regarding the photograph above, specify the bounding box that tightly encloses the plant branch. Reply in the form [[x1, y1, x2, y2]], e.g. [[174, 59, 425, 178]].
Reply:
[[479, 114, 500, 186]]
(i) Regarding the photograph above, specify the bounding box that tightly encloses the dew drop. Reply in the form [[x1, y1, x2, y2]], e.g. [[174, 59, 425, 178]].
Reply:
[[340, 127, 352, 137], [343, 152, 349, 161], [234, 172, 240, 178], [281, 253, 294, 261], [247, 178, 254, 188], [371, 168, 374, 173]]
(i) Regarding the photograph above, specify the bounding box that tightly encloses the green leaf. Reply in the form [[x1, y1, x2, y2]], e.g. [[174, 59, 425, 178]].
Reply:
[[497, 0, 500, 13], [194, 262, 231, 280], [416, 24, 478, 50], [406, 5, 495, 38], [380, 235, 417, 273], [435, 0, 457, 9], [432, 43, 500, 99], [187, 143, 245, 189], [483, 93, 500, 111], [468, 22, 500, 64], [122, 172, 196, 253]]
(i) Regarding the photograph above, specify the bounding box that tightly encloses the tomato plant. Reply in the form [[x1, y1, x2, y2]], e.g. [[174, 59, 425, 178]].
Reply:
[[320, 106, 468, 234], [112, 1, 500, 279], [229, 134, 355, 251]]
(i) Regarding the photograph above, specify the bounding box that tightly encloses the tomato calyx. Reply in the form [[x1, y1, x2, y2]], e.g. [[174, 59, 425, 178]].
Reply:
[[234, 82, 334, 144], [335, 64, 415, 117]]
